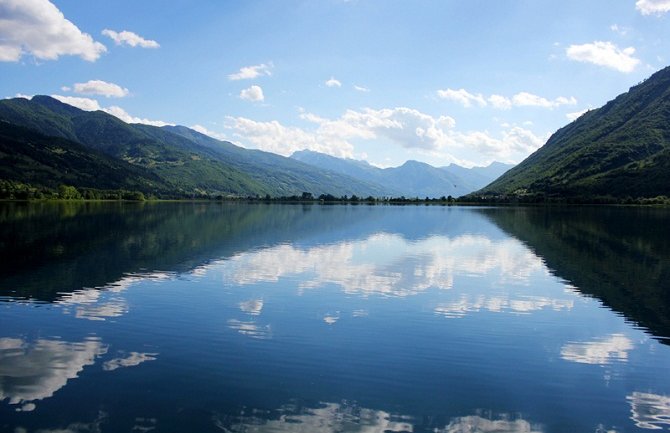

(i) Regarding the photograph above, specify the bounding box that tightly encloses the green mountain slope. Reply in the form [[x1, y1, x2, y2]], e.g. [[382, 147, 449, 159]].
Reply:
[[0, 96, 389, 197], [477, 65, 670, 199], [0, 121, 171, 194], [164, 125, 390, 197], [0, 96, 268, 196]]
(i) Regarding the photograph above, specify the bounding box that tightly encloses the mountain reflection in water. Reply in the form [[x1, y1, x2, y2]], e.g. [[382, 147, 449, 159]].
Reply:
[[1, 203, 669, 433]]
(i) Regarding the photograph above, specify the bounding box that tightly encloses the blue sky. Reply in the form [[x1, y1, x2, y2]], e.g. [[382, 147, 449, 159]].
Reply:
[[1, 0, 669, 167]]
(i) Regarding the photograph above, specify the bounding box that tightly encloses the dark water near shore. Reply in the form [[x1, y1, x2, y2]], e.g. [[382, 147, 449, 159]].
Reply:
[[1, 202, 669, 432]]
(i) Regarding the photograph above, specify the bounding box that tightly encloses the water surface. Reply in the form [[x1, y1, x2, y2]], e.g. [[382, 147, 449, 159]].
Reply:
[[1, 203, 669, 432]]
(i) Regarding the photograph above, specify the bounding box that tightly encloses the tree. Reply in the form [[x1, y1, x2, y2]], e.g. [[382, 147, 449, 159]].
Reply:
[[58, 185, 82, 200]]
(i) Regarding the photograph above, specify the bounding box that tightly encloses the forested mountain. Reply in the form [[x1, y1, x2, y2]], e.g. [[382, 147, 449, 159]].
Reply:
[[292, 150, 513, 197], [477, 65, 670, 199], [0, 96, 388, 198], [0, 121, 171, 197]]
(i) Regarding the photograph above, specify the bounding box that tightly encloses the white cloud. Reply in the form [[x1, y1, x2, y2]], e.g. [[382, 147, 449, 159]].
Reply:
[[103, 105, 173, 127], [72, 80, 129, 98], [610, 24, 630, 36], [440, 89, 576, 110], [0, 0, 106, 62], [225, 116, 354, 157], [228, 63, 273, 80], [325, 77, 342, 88], [240, 85, 265, 102], [560, 334, 634, 365], [566, 108, 589, 121], [50, 94, 102, 111], [511, 92, 577, 108], [101, 29, 159, 48], [354, 85, 370, 92], [636, 0, 670, 15], [488, 94, 512, 109], [437, 88, 487, 107], [227, 105, 545, 164], [50, 96, 173, 127], [566, 41, 640, 73], [191, 124, 228, 141]]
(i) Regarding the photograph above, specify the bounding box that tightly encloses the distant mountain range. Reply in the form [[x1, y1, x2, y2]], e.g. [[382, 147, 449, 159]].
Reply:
[[0, 95, 512, 199], [292, 150, 512, 198], [477, 65, 670, 200]]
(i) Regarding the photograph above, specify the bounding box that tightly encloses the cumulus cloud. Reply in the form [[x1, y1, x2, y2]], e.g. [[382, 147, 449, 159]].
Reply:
[[566, 41, 640, 73], [240, 85, 265, 102], [325, 77, 342, 88], [191, 124, 228, 141], [50, 94, 102, 111], [103, 105, 173, 127], [71, 80, 129, 98], [439, 89, 576, 110], [227, 106, 545, 163], [488, 94, 513, 109], [511, 92, 577, 108], [101, 29, 159, 48], [50, 95, 173, 127], [636, 0, 670, 15], [0, 0, 106, 62], [437, 88, 486, 107], [354, 85, 370, 92], [225, 116, 354, 157], [228, 63, 273, 80]]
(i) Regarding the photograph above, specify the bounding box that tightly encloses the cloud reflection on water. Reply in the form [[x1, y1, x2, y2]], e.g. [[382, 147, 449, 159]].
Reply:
[[213, 402, 543, 433], [627, 392, 670, 430], [219, 234, 546, 298], [213, 401, 413, 433], [437, 414, 542, 433], [560, 334, 634, 365], [102, 352, 158, 371], [434, 294, 573, 318], [0, 337, 106, 408]]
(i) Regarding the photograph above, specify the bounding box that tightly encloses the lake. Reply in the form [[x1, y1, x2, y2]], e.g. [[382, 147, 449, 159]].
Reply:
[[1, 202, 669, 433]]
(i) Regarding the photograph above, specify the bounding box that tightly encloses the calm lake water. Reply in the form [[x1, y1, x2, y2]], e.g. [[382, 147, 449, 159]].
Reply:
[[1, 202, 669, 433]]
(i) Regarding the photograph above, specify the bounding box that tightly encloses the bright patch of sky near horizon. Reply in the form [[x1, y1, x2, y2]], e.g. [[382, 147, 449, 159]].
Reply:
[[1, 0, 669, 167]]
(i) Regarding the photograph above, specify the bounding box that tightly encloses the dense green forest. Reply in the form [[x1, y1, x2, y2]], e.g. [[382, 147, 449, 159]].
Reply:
[[475, 65, 670, 201]]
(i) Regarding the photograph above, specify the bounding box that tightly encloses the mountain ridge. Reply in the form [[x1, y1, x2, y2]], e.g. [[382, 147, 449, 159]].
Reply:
[[0, 96, 390, 198], [476, 65, 670, 199], [291, 149, 513, 197]]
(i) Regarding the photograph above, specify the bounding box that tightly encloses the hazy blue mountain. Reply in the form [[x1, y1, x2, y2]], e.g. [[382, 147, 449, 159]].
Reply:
[[0, 96, 389, 197], [477, 65, 670, 199], [441, 161, 514, 192], [292, 150, 513, 197]]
